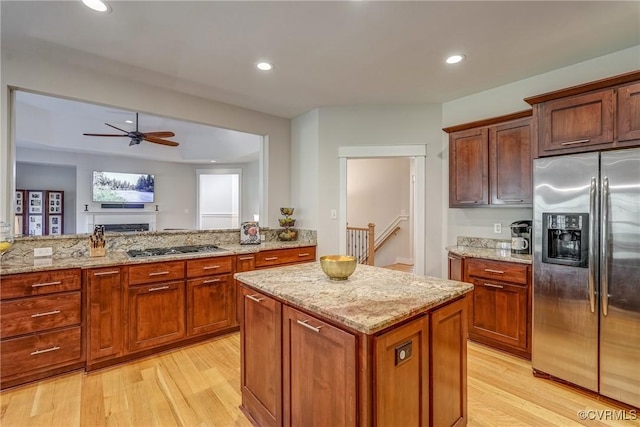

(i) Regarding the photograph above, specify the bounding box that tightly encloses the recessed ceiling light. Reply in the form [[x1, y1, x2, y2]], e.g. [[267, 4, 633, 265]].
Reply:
[[125, 120, 133, 124], [256, 62, 274, 71], [446, 54, 465, 64], [82, 0, 111, 13], [210, 160, 217, 163]]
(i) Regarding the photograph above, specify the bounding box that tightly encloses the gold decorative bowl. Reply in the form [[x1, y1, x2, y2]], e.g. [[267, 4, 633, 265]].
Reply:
[[320, 255, 357, 280]]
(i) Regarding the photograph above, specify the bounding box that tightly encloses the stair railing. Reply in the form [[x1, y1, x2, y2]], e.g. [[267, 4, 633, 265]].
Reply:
[[346, 223, 375, 265]]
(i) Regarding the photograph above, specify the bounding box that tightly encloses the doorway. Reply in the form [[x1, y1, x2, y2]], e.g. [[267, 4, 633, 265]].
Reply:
[[338, 145, 427, 276], [197, 169, 242, 230]]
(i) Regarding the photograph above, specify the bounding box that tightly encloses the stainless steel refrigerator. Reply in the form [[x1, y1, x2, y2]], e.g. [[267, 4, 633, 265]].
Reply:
[[532, 148, 640, 407]]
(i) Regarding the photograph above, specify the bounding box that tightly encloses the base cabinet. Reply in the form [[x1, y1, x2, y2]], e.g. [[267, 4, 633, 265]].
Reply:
[[86, 267, 123, 366], [240, 282, 468, 427], [127, 280, 186, 352], [283, 306, 356, 427], [463, 257, 532, 359], [241, 288, 282, 427]]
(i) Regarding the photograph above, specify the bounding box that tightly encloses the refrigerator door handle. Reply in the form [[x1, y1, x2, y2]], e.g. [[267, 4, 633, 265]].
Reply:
[[588, 177, 597, 313], [601, 176, 609, 316]]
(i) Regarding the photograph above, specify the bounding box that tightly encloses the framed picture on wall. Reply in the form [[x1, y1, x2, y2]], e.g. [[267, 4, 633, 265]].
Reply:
[[48, 191, 63, 214], [48, 215, 62, 235], [15, 190, 24, 214], [28, 215, 43, 236], [28, 190, 43, 214]]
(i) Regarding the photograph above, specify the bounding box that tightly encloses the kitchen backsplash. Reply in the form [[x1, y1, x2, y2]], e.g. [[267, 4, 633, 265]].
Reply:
[[456, 236, 511, 249], [2, 228, 317, 260]]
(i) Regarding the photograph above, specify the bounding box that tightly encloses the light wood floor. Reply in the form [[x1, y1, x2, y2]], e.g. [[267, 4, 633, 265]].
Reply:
[[382, 263, 414, 273], [1, 334, 637, 427]]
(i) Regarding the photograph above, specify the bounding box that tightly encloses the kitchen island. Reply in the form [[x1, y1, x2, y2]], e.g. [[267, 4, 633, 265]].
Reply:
[[235, 262, 474, 427]]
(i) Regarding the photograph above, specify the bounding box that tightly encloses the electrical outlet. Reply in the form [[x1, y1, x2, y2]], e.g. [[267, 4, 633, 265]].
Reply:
[[34, 247, 53, 257], [493, 223, 502, 234], [260, 234, 265, 241]]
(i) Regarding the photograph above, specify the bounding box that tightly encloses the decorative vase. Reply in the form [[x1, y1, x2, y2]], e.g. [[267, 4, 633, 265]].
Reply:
[[278, 208, 298, 241]]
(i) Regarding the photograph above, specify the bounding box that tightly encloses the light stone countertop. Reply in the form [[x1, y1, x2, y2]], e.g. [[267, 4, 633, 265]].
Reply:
[[446, 245, 532, 265], [0, 241, 316, 275], [235, 262, 474, 335]]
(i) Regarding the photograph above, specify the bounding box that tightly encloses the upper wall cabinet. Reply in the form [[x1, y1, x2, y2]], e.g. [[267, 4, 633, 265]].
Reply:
[[525, 70, 640, 157], [445, 111, 533, 208]]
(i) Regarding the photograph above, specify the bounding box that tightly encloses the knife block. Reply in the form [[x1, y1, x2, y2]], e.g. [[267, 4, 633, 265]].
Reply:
[[89, 242, 106, 258]]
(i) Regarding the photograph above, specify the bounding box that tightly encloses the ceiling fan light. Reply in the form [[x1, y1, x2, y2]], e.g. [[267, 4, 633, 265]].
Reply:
[[82, 0, 111, 13]]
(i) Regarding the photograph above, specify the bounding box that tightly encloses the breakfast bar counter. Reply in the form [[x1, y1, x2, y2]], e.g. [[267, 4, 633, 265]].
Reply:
[[235, 263, 473, 427]]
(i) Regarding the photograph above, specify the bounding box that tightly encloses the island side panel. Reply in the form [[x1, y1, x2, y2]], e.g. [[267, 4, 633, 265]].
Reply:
[[430, 296, 468, 427]]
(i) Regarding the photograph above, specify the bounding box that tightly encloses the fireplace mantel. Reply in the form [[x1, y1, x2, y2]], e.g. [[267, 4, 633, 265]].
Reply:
[[83, 211, 157, 233]]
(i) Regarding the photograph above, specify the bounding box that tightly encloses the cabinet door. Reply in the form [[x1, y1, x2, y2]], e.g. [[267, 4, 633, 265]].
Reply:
[[283, 306, 356, 427], [187, 274, 233, 336], [431, 296, 467, 427], [448, 253, 464, 282], [618, 81, 640, 142], [468, 279, 528, 351], [375, 315, 429, 427], [539, 90, 615, 154], [449, 128, 489, 207], [241, 287, 282, 427], [490, 118, 532, 205], [127, 281, 185, 352], [87, 268, 123, 363]]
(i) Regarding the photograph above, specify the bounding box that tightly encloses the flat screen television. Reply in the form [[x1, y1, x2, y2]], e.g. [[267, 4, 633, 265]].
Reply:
[[92, 171, 155, 203]]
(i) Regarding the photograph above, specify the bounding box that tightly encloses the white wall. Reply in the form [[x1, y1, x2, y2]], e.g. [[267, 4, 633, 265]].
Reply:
[[347, 157, 411, 266], [441, 46, 640, 262], [292, 104, 443, 276], [1, 48, 291, 227], [291, 109, 319, 229], [16, 162, 77, 234]]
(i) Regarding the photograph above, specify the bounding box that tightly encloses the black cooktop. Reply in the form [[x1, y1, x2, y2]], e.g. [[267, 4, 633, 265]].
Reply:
[[126, 244, 224, 258]]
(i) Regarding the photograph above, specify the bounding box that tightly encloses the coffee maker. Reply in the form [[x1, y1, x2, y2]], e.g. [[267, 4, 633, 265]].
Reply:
[[510, 220, 532, 255]]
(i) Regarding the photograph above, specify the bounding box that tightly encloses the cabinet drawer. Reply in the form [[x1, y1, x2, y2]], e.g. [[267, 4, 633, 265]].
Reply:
[[1, 326, 83, 379], [255, 247, 316, 268], [236, 254, 256, 272], [1, 292, 81, 338], [465, 258, 528, 285], [1, 269, 81, 300], [128, 261, 184, 285], [187, 256, 233, 278]]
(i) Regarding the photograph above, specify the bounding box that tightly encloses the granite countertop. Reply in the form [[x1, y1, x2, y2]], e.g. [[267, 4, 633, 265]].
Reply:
[[235, 262, 473, 335], [446, 245, 532, 265], [0, 241, 316, 275]]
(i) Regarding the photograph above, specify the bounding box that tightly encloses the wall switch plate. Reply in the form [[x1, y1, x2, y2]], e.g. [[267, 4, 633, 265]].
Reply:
[[34, 247, 53, 257], [260, 235, 265, 241], [330, 209, 337, 219], [493, 223, 502, 234]]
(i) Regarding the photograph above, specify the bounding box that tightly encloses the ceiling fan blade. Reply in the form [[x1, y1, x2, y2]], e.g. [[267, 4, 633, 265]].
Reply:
[[105, 122, 130, 133], [144, 135, 179, 147], [143, 131, 175, 138], [83, 133, 127, 137]]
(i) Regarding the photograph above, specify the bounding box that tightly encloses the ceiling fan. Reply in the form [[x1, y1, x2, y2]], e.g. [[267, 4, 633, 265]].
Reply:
[[83, 113, 180, 147]]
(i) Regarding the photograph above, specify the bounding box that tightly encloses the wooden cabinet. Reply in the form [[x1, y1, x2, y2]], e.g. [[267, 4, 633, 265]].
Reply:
[[490, 118, 532, 205], [445, 111, 532, 207], [448, 127, 489, 206], [86, 267, 123, 367], [374, 315, 429, 427], [0, 268, 84, 389], [186, 256, 235, 336], [126, 262, 186, 353], [464, 257, 532, 359], [283, 306, 357, 427], [255, 246, 316, 268], [448, 253, 464, 282], [618, 81, 640, 142], [241, 287, 282, 427], [525, 70, 640, 157], [239, 280, 468, 427]]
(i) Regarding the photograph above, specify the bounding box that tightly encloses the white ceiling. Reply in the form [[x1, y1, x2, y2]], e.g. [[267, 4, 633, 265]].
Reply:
[[3, 1, 640, 160]]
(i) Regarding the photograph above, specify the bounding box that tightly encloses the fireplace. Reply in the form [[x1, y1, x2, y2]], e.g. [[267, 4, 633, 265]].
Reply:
[[84, 211, 157, 233]]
